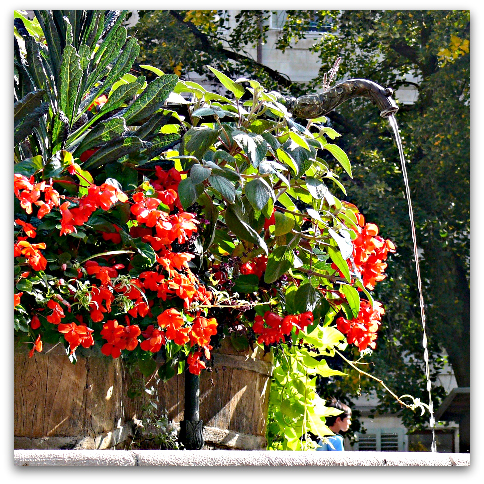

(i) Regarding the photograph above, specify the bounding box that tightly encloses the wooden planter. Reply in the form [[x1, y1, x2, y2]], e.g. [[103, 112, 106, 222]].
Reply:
[[14, 339, 272, 450]]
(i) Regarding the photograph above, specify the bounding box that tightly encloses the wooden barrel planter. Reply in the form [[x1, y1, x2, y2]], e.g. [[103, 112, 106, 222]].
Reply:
[[14, 338, 273, 451], [14, 342, 129, 450]]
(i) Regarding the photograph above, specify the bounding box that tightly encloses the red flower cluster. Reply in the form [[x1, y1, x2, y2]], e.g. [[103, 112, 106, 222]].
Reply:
[[14, 174, 61, 218], [59, 183, 127, 235], [14, 240, 47, 271], [15, 165, 219, 374], [58, 321, 94, 354], [336, 299, 385, 351], [253, 311, 314, 345], [100, 319, 141, 358], [240, 255, 268, 279], [333, 211, 395, 290]]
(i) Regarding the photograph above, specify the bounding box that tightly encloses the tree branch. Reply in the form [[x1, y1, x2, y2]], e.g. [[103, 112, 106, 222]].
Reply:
[[168, 10, 293, 88]]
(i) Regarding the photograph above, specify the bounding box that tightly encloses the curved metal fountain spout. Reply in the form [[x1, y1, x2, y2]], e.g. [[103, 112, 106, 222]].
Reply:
[[280, 79, 399, 119]]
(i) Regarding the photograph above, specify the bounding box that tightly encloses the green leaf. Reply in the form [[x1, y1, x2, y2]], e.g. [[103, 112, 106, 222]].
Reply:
[[14, 90, 46, 126], [14, 155, 44, 176], [73, 117, 127, 157], [328, 245, 351, 282], [192, 106, 237, 119], [133, 240, 157, 266], [289, 130, 310, 150], [123, 74, 178, 125], [185, 127, 221, 159], [340, 284, 360, 319], [101, 37, 139, 92], [294, 283, 321, 313], [264, 246, 294, 284], [158, 360, 177, 381], [209, 175, 236, 204], [190, 163, 212, 184], [225, 205, 268, 254], [274, 212, 295, 236], [328, 228, 353, 261], [245, 178, 273, 211], [59, 45, 83, 126], [178, 177, 199, 209], [138, 358, 157, 377], [276, 148, 298, 175], [306, 177, 330, 200], [233, 274, 260, 293], [208, 66, 245, 99], [232, 131, 268, 168], [140, 64, 165, 76], [324, 143, 352, 177], [82, 136, 145, 169]]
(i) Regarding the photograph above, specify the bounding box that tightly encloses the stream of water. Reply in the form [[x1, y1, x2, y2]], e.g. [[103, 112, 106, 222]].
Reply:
[[387, 114, 437, 453]]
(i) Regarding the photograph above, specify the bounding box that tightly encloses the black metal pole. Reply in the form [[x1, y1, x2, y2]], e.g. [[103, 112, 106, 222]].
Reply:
[[179, 370, 204, 449]]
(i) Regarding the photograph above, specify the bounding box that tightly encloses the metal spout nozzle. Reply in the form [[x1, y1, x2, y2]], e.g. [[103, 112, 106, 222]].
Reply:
[[280, 79, 399, 120]]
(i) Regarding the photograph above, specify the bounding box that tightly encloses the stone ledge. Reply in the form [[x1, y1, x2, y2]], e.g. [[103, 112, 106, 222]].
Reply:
[[14, 450, 470, 467]]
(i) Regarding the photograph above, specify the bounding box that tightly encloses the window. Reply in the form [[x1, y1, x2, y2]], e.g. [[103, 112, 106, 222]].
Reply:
[[354, 428, 406, 452], [269, 11, 333, 33]]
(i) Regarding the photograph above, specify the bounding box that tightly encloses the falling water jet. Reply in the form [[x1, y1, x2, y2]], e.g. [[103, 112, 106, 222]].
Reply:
[[387, 113, 437, 452], [281, 80, 437, 452]]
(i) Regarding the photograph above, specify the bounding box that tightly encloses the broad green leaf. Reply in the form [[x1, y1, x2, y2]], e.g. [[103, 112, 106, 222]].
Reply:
[[328, 245, 351, 282], [232, 274, 260, 293], [294, 283, 321, 313], [209, 175, 236, 204], [264, 246, 294, 284], [190, 163, 212, 184], [289, 130, 310, 150], [340, 284, 360, 319], [324, 143, 352, 177], [245, 178, 273, 211], [232, 131, 268, 168], [140, 64, 164, 76], [14, 155, 44, 176], [225, 205, 268, 254], [185, 127, 221, 159], [138, 358, 157, 377], [328, 228, 353, 261], [178, 177, 199, 209], [274, 212, 295, 236], [278, 192, 297, 212], [306, 177, 330, 200], [320, 126, 341, 140], [276, 148, 298, 175], [192, 106, 237, 119], [208, 66, 245, 99], [123, 74, 179, 125]]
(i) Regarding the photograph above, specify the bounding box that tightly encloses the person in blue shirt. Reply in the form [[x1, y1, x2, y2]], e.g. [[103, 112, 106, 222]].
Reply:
[[316, 398, 352, 451]]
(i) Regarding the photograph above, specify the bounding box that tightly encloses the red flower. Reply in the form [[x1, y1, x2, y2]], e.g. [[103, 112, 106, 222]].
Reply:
[[187, 350, 206, 375], [336, 300, 385, 351], [30, 315, 41, 330], [189, 316, 218, 347], [29, 335, 42, 358], [14, 292, 23, 307], [15, 219, 37, 238], [140, 324, 166, 353], [46, 299, 65, 325], [58, 322, 94, 354], [14, 240, 47, 271]]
